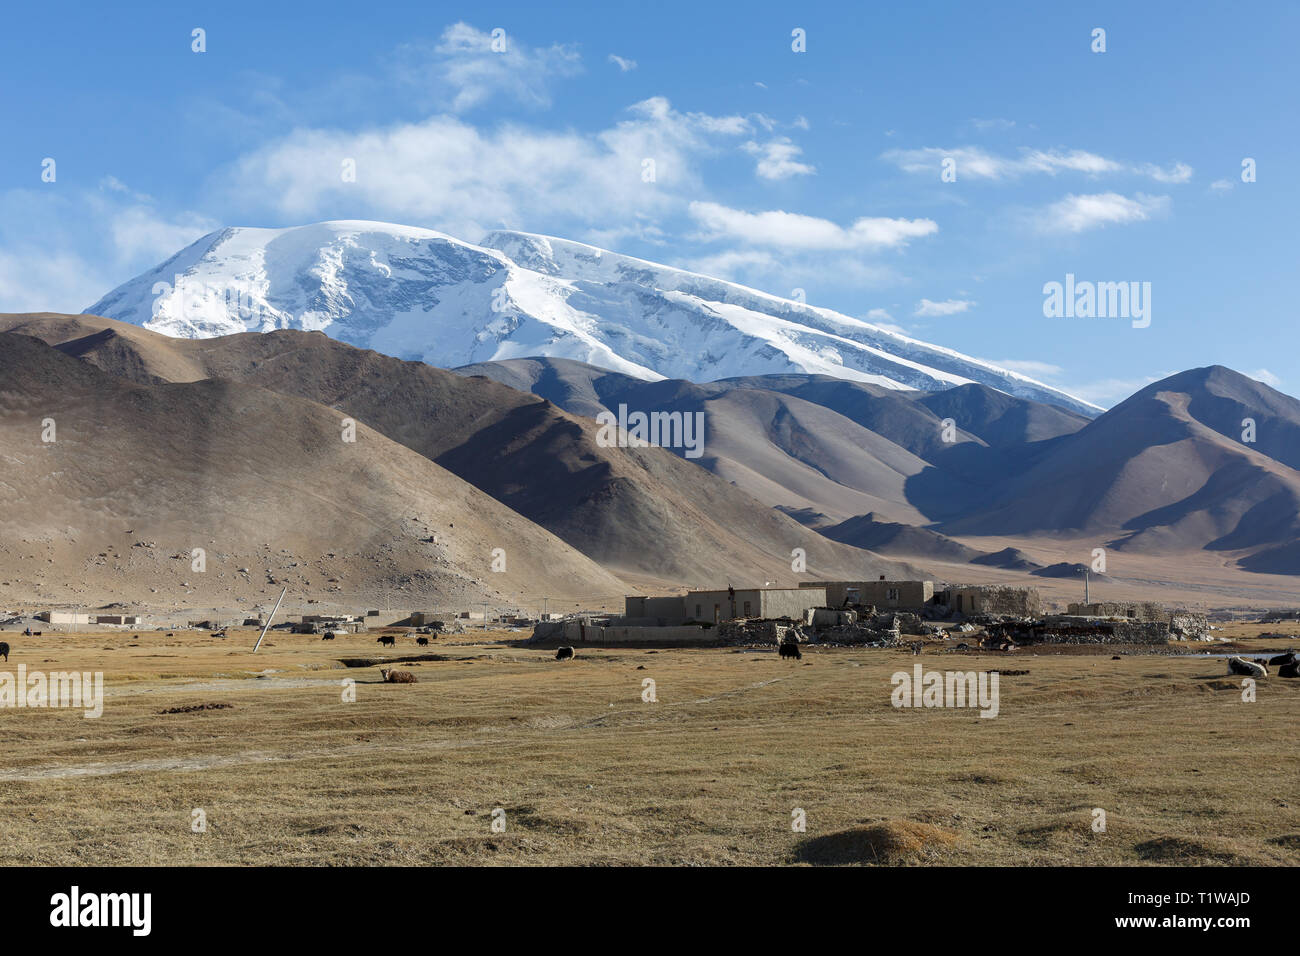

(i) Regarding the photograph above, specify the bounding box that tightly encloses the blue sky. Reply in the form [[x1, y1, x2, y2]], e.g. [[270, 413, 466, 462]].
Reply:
[[1, 0, 1296, 405]]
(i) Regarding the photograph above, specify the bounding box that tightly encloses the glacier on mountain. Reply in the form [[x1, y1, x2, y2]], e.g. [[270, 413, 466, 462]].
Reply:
[[85, 219, 1100, 415]]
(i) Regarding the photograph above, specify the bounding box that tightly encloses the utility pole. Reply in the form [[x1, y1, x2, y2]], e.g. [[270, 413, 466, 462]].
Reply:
[[482, 601, 489, 631], [1084, 569, 1090, 604], [253, 587, 287, 653]]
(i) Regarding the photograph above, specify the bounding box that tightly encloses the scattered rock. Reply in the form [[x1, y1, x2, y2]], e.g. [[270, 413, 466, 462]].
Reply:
[[157, 702, 233, 714]]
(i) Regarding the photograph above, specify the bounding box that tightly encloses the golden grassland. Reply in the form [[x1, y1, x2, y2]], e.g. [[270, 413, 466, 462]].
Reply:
[[0, 622, 1297, 866]]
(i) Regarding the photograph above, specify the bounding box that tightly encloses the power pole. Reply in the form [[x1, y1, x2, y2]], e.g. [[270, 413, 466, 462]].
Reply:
[[253, 587, 287, 653]]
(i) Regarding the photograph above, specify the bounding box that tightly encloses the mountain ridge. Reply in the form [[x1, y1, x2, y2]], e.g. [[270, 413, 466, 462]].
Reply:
[[84, 219, 1102, 415]]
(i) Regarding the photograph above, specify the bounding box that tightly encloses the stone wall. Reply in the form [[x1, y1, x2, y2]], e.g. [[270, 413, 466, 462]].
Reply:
[[946, 586, 1042, 617], [1066, 601, 1166, 621], [1032, 616, 1169, 644], [531, 619, 719, 646]]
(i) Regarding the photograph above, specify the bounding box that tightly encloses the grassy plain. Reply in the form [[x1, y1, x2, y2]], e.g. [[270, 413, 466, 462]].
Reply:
[[0, 623, 1296, 865]]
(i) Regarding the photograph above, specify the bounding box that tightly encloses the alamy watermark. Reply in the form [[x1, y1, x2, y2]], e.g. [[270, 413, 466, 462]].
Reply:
[[891, 664, 1000, 718], [151, 275, 269, 323], [50, 886, 150, 935], [1, 666, 104, 718], [1043, 273, 1151, 328], [595, 404, 705, 459]]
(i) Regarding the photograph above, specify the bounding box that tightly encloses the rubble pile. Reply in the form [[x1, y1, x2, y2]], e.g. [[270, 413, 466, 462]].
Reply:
[[715, 618, 808, 645], [1168, 611, 1213, 641]]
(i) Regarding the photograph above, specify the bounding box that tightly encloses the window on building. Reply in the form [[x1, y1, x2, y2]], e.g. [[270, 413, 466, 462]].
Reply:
[[695, 604, 702, 618], [743, 600, 752, 616], [887, 588, 899, 601]]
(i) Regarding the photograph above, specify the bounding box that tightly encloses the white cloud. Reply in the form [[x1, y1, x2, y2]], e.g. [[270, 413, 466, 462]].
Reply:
[[1141, 162, 1193, 184], [0, 185, 216, 313], [688, 201, 938, 251], [1063, 374, 1164, 408], [1210, 179, 1234, 192], [395, 22, 582, 112], [981, 358, 1064, 378], [686, 249, 782, 278], [1035, 192, 1169, 234], [882, 146, 1192, 184], [864, 308, 909, 334], [969, 118, 1016, 132], [219, 98, 752, 236], [743, 138, 815, 180], [1249, 368, 1282, 387], [608, 54, 637, 72], [914, 298, 974, 316], [681, 249, 899, 301], [0, 249, 110, 314], [108, 205, 216, 265]]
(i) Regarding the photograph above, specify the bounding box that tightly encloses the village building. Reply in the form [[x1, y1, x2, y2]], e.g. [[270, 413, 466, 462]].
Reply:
[[623, 595, 689, 625], [36, 611, 91, 625], [94, 614, 142, 626], [800, 579, 935, 610], [941, 585, 1042, 617], [684, 587, 827, 624], [293, 614, 366, 634]]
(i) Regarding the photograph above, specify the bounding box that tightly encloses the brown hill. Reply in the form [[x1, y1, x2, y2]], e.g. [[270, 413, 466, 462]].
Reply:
[[0, 314, 913, 587], [458, 356, 1300, 579], [940, 367, 1300, 565], [819, 512, 985, 563], [0, 331, 629, 609]]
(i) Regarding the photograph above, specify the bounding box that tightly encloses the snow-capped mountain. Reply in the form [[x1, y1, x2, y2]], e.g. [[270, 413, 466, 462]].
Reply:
[[85, 220, 1101, 415]]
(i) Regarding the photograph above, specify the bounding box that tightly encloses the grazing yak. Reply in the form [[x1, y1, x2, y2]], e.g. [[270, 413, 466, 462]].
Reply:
[[376, 635, 396, 647], [416, 636, 429, 646], [0, 641, 8, 662], [1228, 656, 1267, 678], [321, 632, 335, 641], [379, 668, 417, 683], [555, 646, 575, 661], [778, 641, 802, 661]]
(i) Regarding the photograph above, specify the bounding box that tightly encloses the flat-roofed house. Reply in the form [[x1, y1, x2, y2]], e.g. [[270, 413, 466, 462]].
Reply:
[[800, 580, 934, 610], [684, 587, 827, 624], [624, 595, 688, 625]]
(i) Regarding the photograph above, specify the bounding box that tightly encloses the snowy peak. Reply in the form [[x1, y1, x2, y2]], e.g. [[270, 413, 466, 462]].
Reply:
[[86, 220, 1101, 415]]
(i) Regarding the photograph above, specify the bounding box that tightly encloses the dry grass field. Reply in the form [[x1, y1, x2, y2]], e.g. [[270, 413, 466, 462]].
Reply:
[[1, 623, 1297, 866]]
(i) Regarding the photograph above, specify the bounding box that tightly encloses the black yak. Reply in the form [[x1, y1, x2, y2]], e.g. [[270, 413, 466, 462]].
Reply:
[[321, 632, 335, 641], [778, 641, 802, 660], [555, 646, 575, 661], [0, 641, 8, 662], [416, 636, 429, 646], [377, 635, 396, 647]]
